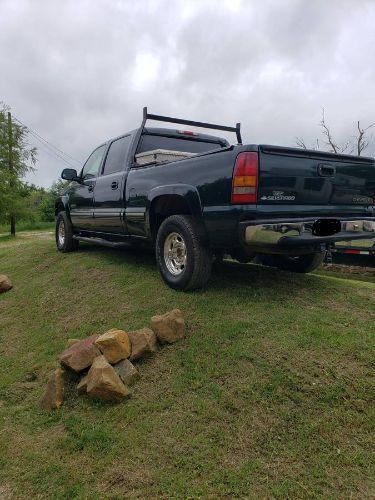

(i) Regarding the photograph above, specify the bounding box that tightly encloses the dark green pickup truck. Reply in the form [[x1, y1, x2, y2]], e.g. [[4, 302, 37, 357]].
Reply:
[[56, 108, 375, 290]]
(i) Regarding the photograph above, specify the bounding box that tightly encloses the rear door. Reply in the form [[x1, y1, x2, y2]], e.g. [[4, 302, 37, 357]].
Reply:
[[93, 134, 132, 234], [69, 145, 106, 229], [257, 145, 375, 217]]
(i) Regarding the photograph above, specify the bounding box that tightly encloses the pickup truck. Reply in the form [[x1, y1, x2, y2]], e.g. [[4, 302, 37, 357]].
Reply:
[[56, 108, 375, 290]]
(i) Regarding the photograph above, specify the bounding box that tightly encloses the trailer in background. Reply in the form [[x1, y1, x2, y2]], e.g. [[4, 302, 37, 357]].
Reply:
[[334, 238, 375, 256]]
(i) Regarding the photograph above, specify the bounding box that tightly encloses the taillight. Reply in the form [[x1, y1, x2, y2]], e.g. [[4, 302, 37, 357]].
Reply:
[[231, 152, 258, 204]]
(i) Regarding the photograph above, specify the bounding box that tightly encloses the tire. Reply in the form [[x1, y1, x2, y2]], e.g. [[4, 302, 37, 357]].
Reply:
[[55, 211, 79, 253], [259, 252, 325, 273], [155, 215, 212, 291]]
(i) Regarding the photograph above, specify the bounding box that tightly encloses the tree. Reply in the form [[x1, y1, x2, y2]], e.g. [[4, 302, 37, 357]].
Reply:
[[0, 103, 37, 235], [38, 180, 69, 222], [296, 108, 374, 156]]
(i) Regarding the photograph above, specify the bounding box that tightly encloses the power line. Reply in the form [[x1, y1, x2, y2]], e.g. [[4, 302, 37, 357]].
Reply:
[[1, 114, 78, 169], [25, 128, 78, 168], [13, 115, 81, 164], [12, 115, 82, 166], [28, 136, 78, 169]]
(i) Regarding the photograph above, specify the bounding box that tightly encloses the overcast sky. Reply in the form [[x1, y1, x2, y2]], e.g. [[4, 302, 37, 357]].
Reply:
[[1, 0, 374, 187]]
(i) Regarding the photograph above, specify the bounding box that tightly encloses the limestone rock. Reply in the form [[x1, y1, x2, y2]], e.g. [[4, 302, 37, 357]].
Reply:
[[86, 355, 130, 402], [0, 275, 12, 293], [113, 359, 140, 386], [40, 369, 64, 410], [95, 329, 131, 364], [67, 338, 81, 347], [150, 309, 185, 344], [129, 328, 158, 361], [59, 335, 100, 372]]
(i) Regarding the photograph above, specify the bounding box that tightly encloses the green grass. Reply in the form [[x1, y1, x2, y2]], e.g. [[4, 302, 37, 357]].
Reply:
[[0, 233, 374, 498], [0, 220, 54, 236]]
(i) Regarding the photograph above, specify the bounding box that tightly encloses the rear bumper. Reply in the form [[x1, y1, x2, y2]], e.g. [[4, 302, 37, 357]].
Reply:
[[239, 217, 375, 253]]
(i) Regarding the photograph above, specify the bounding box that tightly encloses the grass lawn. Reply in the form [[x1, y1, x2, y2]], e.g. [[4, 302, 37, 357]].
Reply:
[[0, 220, 54, 237], [0, 233, 374, 499]]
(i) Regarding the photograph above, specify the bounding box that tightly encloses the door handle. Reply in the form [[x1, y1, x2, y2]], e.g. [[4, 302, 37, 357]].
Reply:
[[317, 164, 336, 177], [111, 181, 119, 190], [88, 185, 94, 192]]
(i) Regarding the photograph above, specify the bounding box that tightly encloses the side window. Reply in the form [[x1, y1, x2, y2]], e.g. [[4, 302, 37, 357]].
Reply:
[[82, 145, 106, 180], [102, 135, 131, 175]]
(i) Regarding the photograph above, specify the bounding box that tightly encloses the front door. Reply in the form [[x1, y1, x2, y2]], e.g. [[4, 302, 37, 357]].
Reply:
[[93, 135, 132, 234], [69, 144, 106, 230]]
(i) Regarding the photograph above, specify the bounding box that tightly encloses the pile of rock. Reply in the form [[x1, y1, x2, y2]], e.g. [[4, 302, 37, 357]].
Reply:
[[40, 309, 185, 410], [0, 275, 12, 293]]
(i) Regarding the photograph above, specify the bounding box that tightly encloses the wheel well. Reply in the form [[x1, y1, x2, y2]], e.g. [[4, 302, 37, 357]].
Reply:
[[149, 195, 191, 239], [55, 202, 65, 217]]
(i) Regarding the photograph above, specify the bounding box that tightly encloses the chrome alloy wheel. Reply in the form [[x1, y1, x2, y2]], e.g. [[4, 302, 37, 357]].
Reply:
[[163, 232, 187, 276], [58, 220, 66, 247]]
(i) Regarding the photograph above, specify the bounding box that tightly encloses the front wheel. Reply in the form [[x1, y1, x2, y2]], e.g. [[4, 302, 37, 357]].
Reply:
[[155, 215, 212, 291], [55, 211, 79, 253], [259, 252, 325, 273]]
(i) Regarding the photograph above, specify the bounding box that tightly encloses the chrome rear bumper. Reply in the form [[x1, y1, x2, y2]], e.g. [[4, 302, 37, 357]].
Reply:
[[241, 217, 375, 249]]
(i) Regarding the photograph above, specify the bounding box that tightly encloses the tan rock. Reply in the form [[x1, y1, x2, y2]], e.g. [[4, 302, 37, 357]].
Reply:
[[150, 309, 185, 344], [77, 374, 89, 395], [86, 355, 130, 402], [0, 275, 12, 293], [95, 329, 131, 364], [113, 359, 140, 386], [67, 338, 81, 347], [59, 335, 100, 372], [40, 369, 64, 410], [129, 328, 158, 361]]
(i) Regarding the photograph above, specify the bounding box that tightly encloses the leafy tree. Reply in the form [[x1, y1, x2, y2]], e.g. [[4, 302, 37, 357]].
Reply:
[[0, 103, 37, 235], [38, 180, 69, 222]]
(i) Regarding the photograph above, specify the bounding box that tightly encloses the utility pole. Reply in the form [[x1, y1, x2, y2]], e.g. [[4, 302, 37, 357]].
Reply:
[[7, 111, 16, 236]]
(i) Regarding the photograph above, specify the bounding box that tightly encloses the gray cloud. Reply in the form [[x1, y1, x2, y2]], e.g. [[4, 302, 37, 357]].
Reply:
[[0, 0, 374, 187]]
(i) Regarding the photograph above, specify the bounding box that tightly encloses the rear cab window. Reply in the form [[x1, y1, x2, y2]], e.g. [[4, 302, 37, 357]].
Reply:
[[137, 134, 225, 154], [134, 130, 229, 167]]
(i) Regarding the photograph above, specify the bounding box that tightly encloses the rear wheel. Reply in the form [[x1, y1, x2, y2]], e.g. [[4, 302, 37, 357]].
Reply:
[[259, 252, 325, 273], [56, 211, 79, 253], [156, 215, 212, 290]]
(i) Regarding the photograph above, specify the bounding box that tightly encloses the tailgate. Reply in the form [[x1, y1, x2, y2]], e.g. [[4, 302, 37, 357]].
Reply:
[[258, 145, 375, 214]]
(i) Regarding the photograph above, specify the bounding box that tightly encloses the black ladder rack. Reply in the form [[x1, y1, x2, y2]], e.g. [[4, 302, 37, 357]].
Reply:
[[140, 106, 242, 145]]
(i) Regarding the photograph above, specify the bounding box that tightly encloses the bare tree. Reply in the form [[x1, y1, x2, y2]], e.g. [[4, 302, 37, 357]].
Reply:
[[356, 120, 375, 156], [296, 108, 374, 156]]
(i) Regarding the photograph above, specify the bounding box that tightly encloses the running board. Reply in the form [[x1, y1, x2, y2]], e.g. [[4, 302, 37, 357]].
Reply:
[[73, 235, 131, 248]]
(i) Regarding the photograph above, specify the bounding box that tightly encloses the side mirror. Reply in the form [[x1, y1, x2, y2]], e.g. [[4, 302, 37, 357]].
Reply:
[[61, 168, 80, 182]]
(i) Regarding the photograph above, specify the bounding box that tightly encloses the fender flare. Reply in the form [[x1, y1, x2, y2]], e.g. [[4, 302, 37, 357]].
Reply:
[[146, 184, 207, 240], [55, 195, 70, 218]]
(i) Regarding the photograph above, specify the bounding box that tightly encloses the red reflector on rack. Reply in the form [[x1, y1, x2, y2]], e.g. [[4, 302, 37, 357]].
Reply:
[[177, 130, 198, 136]]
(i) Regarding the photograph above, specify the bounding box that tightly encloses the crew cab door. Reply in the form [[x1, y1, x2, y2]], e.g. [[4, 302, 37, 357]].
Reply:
[[69, 145, 106, 229], [93, 134, 132, 234]]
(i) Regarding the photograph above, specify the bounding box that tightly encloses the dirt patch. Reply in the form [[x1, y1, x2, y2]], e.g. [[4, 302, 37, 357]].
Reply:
[[0, 484, 13, 499], [322, 263, 375, 277]]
